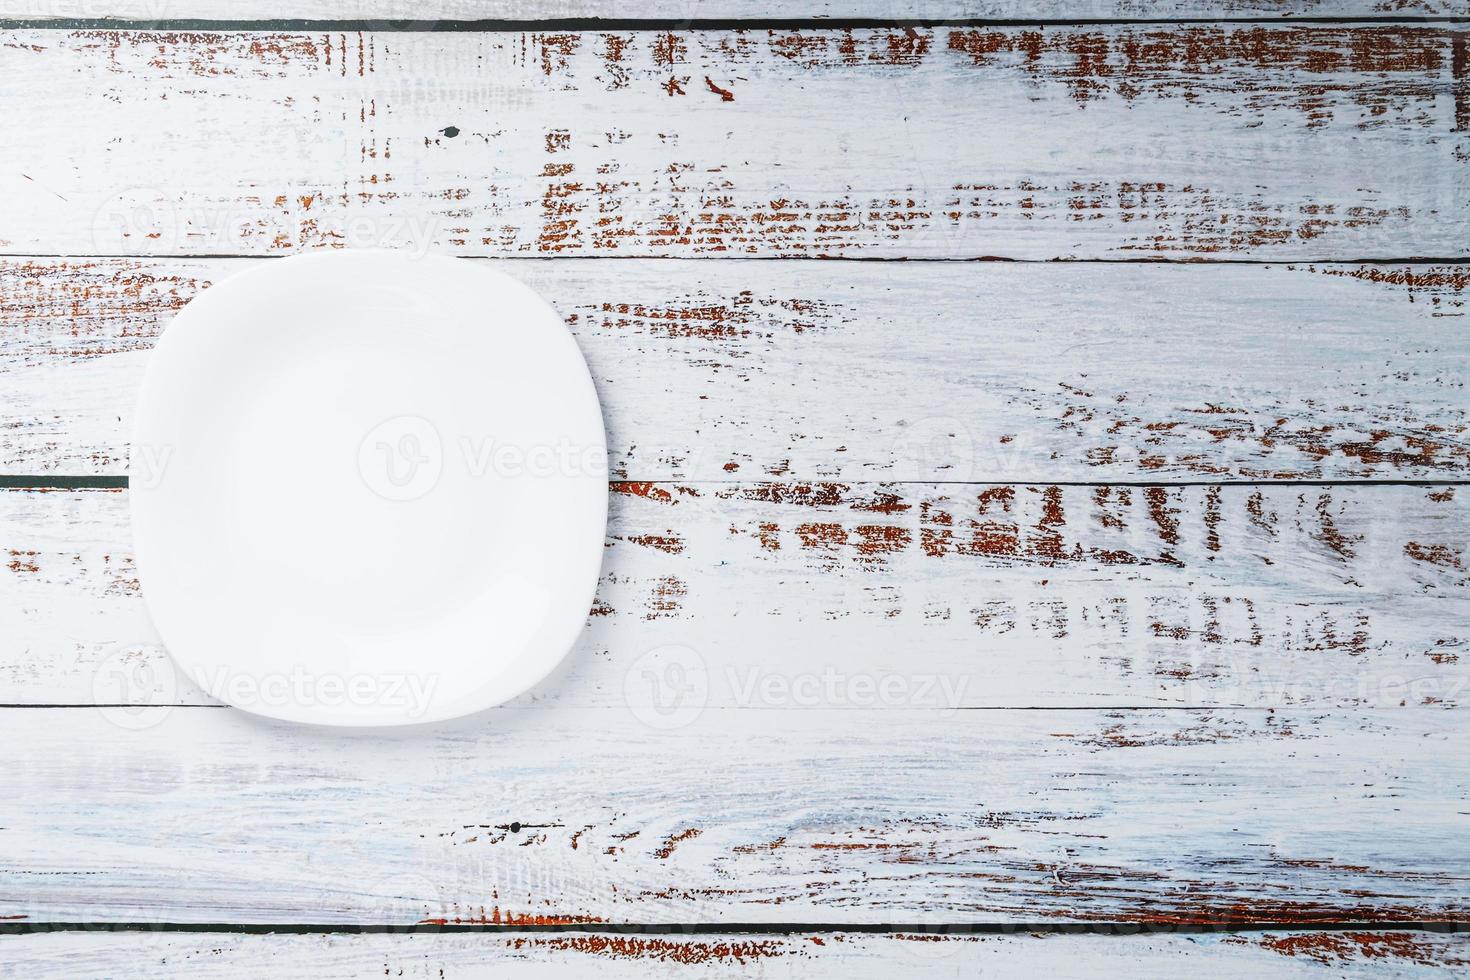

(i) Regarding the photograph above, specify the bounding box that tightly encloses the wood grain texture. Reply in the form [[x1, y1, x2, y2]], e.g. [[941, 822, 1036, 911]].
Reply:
[[4, 930, 1469, 977], [4, 481, 1468, 711], [2, 25, 1466, 259], [3, 5, 1467, 951], [0, 706, 1466, 923], [5, 2, 1469, 24], [4, 258, 1468, 480]]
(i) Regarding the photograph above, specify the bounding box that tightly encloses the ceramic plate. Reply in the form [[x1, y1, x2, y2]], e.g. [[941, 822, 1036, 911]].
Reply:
[[130, 251, 607, 726]]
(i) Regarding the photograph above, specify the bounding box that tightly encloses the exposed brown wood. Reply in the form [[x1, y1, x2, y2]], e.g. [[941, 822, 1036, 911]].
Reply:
[[1, 25, 1465, 258], [3, 482, 1466, 708], [2, 258, 1467, 480]]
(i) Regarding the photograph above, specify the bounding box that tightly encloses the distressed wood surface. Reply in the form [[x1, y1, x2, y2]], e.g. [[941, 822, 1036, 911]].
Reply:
[[2, 25, 1466, 260], [0, 706, 1466, 923], [5, 483, 1467, 709], [4, 258, 1468, 480], [4, 3, 1469, 954], [6, 2, 1470, 25], [4, 930, 1469, 977]]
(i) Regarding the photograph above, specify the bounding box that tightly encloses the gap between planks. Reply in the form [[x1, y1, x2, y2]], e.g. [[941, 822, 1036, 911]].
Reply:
[[3, 921, 1468, 935], [4, 17, 1470, 32], [3, 477, 1468, 489], [8, 254, 1470, 264]]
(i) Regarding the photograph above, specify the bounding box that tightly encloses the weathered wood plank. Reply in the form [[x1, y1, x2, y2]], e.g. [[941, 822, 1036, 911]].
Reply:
[[2, 25, 1465, 259], [4, 258, 1467, 480], [0, 706, 1465, 923], [5, 483, 1466, 710], [4, 929, 1469, 977], [6, 2, 1469, 25]]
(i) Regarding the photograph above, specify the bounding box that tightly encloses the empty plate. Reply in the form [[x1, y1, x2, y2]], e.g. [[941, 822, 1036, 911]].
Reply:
[[130, 251, 607, 726]]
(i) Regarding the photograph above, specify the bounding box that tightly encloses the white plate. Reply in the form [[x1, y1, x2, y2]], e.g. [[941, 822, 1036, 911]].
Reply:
[[130, 251, 607, 726]]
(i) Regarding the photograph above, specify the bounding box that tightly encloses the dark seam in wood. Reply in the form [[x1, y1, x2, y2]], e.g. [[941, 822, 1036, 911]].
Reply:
[[2, 17, 1469, 32], [2, 921, 1468, 935], [5, 477, 1469, 490]]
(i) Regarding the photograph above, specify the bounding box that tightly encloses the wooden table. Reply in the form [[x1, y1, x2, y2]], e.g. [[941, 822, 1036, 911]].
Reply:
[[3, 2, 1468, 975]]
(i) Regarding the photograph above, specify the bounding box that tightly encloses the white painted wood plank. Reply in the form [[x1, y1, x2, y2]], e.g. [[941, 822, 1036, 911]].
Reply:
[[2, 25, 1464, 259], [4, 482, 1466, 710], [5, 2, 1467, 24], [4, 259, 1467, 480], [4, 930, 1469, 978], [0, 706, 1465, 923]]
